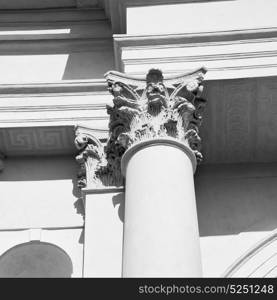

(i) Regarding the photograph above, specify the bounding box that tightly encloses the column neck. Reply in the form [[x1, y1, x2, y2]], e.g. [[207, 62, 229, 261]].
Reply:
[[121, 138, 197, 177]]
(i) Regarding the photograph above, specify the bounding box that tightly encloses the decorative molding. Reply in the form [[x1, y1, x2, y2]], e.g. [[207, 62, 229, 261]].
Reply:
[[223, 230, 277, 278], [114, 28, 277, 80], [1, 126, 101, 158], [0, 80, 111, 130], [0, 125, 107, 158], [114, 27, 277, 47], [0, 103, 106, 112], [0, 79, 107, 95], [0, 126, 76, 156]]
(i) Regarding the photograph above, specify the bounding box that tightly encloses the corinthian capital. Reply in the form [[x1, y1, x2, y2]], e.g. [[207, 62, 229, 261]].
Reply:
[[103, 68, 207, 182], [75, 68, 207, 189]]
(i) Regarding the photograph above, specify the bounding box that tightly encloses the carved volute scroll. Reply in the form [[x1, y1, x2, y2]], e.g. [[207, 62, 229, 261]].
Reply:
[[103, 68, 208, 184], [74, 125, 105, 189]]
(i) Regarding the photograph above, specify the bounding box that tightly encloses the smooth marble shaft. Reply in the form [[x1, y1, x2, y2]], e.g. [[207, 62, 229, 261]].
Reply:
[[121, 139, 202, 277]]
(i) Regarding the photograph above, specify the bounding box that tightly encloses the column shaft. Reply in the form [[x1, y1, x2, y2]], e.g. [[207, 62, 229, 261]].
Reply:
[[122, 140, 202, 277]]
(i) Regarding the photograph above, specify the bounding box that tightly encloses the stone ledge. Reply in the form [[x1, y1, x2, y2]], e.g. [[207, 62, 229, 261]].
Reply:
[[0, 79, 108, 95], [114, 28, 277, 80]]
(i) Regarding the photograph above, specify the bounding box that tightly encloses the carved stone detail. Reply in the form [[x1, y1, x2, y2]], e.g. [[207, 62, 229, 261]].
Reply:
[[75, 68, 207, 189], [75, 125, 105, 189], [103, 68, 207, 184]]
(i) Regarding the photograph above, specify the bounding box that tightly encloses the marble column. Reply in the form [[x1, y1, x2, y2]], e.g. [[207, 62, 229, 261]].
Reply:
[[104, 67, 207, 277], [121, 139, 201, 277]]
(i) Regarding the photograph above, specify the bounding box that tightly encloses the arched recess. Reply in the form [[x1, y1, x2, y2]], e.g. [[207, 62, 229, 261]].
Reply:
[[0, 241, 73, 278], [223, 230, 277, 277]]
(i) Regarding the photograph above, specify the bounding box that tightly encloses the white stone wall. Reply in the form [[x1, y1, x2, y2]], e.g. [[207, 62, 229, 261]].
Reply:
[[0, 156, 84, 277], [196, 163, 277, 277], [0, 0, 277, 277]]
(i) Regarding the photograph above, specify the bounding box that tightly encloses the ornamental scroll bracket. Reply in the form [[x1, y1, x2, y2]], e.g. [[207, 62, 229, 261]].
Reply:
[[74, 125, 124, 189], [74, 125, 105, 189], [75, 68, 207, 189]]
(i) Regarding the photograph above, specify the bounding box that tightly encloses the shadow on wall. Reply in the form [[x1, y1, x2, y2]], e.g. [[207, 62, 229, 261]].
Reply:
[[62, 46, 114, 80], [112, 192, 125, 223], [200, 76, 277, 165], [106, 162, 277, 238], [72, 178, 85, 244], [0, 10, 114, 82], [0, 156, 84, 242], [195, 162, 277, 237], [61, 22, 114, 79], [0, 156, 78, 181]]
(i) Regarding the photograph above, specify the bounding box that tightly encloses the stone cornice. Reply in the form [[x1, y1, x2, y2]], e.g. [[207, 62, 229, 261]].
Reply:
[[114, 28, 277, 80], [0, 80, 111, 129], [114, 27, 277, 48], [0, 79, 107, 95]]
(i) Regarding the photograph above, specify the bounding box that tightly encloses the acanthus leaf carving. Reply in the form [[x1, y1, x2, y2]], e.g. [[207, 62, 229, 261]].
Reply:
[[75, 125, 106, 189], [102, 68, 208, 184], [75, 68, 207, 189]]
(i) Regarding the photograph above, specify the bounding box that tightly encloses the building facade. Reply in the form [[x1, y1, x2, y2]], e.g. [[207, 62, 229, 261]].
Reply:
[[0, 0, 277, 277]]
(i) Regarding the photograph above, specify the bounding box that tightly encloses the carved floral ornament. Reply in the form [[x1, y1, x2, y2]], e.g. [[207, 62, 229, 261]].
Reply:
[[75, 68, 207, 188]]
